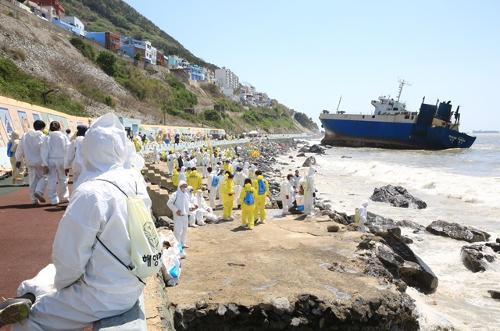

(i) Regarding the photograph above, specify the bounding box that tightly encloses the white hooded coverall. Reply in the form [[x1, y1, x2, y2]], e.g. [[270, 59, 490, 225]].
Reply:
[[280, 179, 294, 215], [303, 167, 316, 214], [15, 130, 47, 203], [64, 136, 85, 189], [41, 130, 70, 204], [12, 113, 150, 331], [167, 181, 190, 247]]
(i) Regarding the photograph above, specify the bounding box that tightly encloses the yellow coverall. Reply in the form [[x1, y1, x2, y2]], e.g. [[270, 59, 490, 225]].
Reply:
[[253, 175, 269, 223], [187, 170, 202, 191], [239, 183, 256, 229], [220, 176, 235, 219], [172, 168, 179, 187], [223, 163, 233, 175]]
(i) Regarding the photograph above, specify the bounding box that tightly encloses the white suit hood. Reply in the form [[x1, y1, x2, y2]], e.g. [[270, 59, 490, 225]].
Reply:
[[81, 113, 128, 173]]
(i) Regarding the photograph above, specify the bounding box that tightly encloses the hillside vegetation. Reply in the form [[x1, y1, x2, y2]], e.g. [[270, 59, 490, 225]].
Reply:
[[61, 0, 216, 69], [0, 2, 317, 133]]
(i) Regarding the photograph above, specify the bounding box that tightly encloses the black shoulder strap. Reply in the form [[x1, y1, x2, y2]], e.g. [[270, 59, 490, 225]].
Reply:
[[96, 237, 146, 285], [96, 179, 128, 197]]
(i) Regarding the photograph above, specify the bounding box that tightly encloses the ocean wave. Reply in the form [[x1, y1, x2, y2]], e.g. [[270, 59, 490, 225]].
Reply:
[[316, 156, 499, 206]]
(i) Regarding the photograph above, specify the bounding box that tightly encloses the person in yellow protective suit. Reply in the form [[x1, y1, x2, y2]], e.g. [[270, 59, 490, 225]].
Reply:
[[239, 178, 256, 229], [132, 136, 142, 152], [223, 160, 233, 175], [172, 167, 180, 188], [220, 171, 235, 220], [252, 170, 269, 224], [186, 167, 202, 191]]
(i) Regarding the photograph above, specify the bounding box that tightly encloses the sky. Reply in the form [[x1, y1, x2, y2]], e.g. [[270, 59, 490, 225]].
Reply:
[[125, 0, 500, 131]]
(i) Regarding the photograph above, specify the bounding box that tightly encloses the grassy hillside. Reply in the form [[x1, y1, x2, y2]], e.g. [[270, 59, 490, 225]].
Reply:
[[0, 56, 86, 115], [61, 0, 216, 70]]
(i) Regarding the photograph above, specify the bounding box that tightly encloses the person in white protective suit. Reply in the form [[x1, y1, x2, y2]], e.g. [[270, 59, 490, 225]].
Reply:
[[302, 167, 316, 214], [167, 180, 190, 249], [207, 167, 221, 209], [185, 186, 199, 228], [166, 151, 176, 176], [280, 174, 295, 216], [14, 120, 48, 204], [0, 113, 151, 330], [64, 125, 87, 191], [242, 161, 250, 178], [201, 151, 210, 178], [178, 166, 187, 183], [233, 167, 246, 207], [193, 189, 214, 225], [41, 121, 70, 205]]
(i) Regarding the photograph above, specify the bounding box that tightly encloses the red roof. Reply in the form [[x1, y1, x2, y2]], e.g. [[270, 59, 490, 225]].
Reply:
[[35, 0, 65, 16]]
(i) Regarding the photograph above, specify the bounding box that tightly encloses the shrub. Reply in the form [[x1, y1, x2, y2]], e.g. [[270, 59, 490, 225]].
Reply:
[[203, 109, 222, 122], [96, 51, 117, 76], [69, 37, 96, 61]]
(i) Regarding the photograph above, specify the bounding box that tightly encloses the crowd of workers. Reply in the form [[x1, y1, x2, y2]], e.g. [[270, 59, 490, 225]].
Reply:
[[1, 113, 316, 329]]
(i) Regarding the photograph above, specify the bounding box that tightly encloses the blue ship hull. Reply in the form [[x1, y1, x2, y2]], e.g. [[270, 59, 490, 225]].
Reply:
[[320, 118, 476, 150]]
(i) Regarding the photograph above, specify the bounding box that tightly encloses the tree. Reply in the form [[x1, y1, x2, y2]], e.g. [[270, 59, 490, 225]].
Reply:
[[134, 52, 142, 66], [96, 52, 117, 76]]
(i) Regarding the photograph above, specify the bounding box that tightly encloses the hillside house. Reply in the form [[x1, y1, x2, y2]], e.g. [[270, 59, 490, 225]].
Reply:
[[34, 0, 65, 17], [51, 16, 85, 36], [86, 32, 121, 52], [121, 37, 156, 64], [156, 51, 165, 66], [188, 64, 205, 81]]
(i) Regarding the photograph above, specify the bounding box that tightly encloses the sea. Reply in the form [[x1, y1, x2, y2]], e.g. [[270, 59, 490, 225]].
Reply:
[[297, 134, 500, 330]]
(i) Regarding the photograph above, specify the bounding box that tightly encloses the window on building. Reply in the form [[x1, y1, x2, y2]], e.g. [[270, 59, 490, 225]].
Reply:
[[0, 108, 14, 135]]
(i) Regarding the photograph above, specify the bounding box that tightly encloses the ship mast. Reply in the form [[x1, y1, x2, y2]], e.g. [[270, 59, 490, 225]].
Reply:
[[396, 79, 411, 102]]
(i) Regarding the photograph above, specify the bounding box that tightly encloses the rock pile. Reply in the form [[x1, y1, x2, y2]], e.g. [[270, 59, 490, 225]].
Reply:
[[172, 292, 419, 331], [370, 185, 427, 209]]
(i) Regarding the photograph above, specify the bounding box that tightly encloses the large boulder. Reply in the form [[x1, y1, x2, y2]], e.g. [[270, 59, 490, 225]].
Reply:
[[370, 185, 427, 209], [426, 220, 490, 243], [308, 144, 325, 154], [302, 156, 317, 167], [380, 232, 438, 294], [461, 244, 496, 272]]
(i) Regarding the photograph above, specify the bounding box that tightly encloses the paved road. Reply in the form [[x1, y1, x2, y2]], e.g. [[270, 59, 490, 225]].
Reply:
[[0, 177, 65, 298]]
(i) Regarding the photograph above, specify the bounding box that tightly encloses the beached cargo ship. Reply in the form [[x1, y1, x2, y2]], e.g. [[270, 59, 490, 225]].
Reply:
[[319, 81, 476, 150]]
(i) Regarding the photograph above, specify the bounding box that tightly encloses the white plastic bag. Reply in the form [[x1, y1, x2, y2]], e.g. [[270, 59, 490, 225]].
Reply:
[[161, 248, 181, 287]]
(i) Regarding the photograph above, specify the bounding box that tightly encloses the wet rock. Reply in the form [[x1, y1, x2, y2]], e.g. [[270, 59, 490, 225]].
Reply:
[[327, 224, 340, 232], [308, 144, 325, 154], [302, 156, 317, 167], [396, 220, 426, 232], [486, 242, 500, 253], [296, 152, 306, 157], [370, 185, 427, 209], [461, 244, 496, 272], [426, 220, 491, 243], [323, 210, 351, 225], [379, 232, 438, 294], [365, 212, 401, 238], [488, 290, 500, 300]]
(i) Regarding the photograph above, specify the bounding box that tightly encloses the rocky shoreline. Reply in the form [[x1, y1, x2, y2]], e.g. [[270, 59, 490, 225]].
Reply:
[[145, 138, 498, 330]]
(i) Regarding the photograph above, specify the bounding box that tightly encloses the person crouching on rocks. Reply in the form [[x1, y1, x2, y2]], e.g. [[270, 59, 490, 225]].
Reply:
[[239, 178, 256, 230], [168, 180, 191, 249]]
